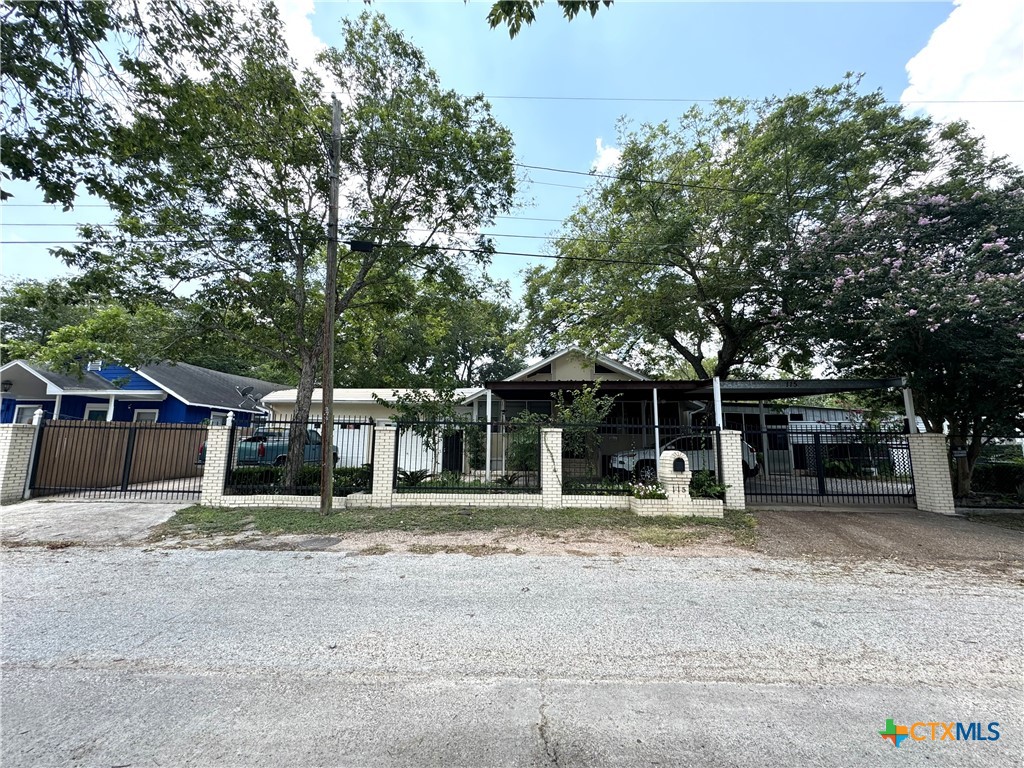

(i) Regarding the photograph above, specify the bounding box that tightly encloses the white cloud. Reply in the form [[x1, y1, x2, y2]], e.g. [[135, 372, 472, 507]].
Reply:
[[902, 0, 1024, 166], [592, 138, 622, 173], [276, 0, 331, 86]]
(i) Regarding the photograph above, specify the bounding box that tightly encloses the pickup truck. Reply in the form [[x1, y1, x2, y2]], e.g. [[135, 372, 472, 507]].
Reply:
[[608, 433, 760, 482], [197, 427, 338, 466], [236, 427, 337, 467]]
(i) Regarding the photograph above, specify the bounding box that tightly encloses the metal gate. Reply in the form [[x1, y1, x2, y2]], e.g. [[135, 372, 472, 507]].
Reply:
[[28, 419, 207, 500], [743, 427, 915, 506]]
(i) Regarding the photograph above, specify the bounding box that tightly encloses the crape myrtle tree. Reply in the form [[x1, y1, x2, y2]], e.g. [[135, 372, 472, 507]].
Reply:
[[795, 128, 1024, 496], [522, 78, 934, 380], [58, 8, 517, 485]]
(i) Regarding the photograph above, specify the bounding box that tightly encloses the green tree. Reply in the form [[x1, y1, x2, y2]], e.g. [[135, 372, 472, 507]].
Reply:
[[58, 8, 516, 484], [1, 0, 237, 207], [523, 79, 933, 380], [0, 278, 94, 361], [486, 1, 613, 37], [794, 132, 1024, 496]]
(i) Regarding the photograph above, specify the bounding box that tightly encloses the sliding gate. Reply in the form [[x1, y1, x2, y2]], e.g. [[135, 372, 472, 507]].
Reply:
[[29, 419, 207, 500], [744, 427, 915, 506]]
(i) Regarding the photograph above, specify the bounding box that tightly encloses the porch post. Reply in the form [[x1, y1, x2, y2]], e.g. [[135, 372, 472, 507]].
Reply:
[[652, 387, 661, 456], [105, 395, 116, 422], [712, 376, 724, 428], [485, 389, 492, 482], [902, 379, 919, 433], [758, 400, 770, 470], [53, 394, 62, 421]]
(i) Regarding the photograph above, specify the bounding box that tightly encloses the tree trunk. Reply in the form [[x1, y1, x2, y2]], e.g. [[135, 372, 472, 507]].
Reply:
[[284, 348, 319, 488]]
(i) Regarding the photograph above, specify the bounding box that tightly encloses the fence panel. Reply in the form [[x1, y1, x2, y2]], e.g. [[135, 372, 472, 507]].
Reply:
[[223, 418, 374, 497], [394, 420, 541, 493], [560, 422, 721, 496], [951, 436, 1024, 509], [29, 420, 207, 500], [744, 426, 915, 506]]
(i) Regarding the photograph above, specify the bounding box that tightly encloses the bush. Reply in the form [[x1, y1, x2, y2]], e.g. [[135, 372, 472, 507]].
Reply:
[[690, 470, 728, 500], [970, 463, 1024, 497]]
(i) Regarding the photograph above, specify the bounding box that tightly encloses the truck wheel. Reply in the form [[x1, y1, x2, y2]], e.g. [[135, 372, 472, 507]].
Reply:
[[743, 463, 760, 479], [633, 461, 658, 483], [274, 455, 287, 467]]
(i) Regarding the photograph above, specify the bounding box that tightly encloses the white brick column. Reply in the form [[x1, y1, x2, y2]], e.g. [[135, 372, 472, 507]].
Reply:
[[368, 425, 396, 508], [540, 427, 563, 510], [0, 424, 37, 504], [908, 433, 956, 515], [199, 425, 232, 506], [718, 430, 746, 510]]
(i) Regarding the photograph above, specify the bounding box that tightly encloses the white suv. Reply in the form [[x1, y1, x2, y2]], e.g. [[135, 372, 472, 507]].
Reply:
[[608, 434, 760, 482]]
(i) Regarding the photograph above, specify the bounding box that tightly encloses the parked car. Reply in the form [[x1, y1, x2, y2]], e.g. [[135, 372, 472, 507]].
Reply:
[[608, 433, 760, 482], [196, 427, 338, 466]]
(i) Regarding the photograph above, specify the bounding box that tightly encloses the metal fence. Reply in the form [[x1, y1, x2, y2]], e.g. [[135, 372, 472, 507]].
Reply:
[[952, 436, 1024, 508], [29, 419, 207, 500], [394, 420, 542, 493], [744, 426, 915, 506], [558, 422, 721, 496], [223, 418, 374, 497]]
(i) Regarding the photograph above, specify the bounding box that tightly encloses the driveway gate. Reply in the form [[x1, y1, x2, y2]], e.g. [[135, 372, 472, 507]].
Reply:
[[28, 420, 207, 500], [743, 427, 915, 506]]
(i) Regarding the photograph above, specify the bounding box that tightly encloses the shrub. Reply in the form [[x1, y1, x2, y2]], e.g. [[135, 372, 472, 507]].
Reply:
[[690, 470, 727, 500], [397, 468, 432, 487], [970, 463, 1024, 497], [631, 482, 667, 500]]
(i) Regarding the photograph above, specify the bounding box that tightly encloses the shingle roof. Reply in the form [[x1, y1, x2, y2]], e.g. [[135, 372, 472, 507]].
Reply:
[[133, 362, 291, 412], [0, 360, 135, 392]]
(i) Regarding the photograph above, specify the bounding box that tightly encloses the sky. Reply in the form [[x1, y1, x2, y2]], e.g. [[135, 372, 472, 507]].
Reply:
[[2, 0, 1022, 296]]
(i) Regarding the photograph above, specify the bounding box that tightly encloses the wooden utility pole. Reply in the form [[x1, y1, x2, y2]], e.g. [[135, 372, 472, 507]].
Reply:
[[320, 97, 342, 517]]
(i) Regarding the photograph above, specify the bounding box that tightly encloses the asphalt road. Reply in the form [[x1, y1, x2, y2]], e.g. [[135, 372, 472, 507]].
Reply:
[[2, 546, 1021, 767]]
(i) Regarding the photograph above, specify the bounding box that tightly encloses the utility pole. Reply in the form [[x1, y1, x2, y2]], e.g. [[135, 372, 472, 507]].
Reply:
[[321, 97, 342, 517]]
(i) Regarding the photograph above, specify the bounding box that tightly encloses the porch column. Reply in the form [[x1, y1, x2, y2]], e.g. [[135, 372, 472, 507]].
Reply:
[[902, 380, 919, 433], [485, 389, 492, 482], [712, 376, 724, 428], [105, 396, 116, 422], [53, 394, 62, 421], [652, 388, 661, 456], [758, 400, 770, 471]]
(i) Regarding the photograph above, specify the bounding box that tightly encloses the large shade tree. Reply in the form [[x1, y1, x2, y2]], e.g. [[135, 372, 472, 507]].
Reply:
[[795, 130, 1024, 496], [58, 8, 517, 482], [522, 79, 934, 379]]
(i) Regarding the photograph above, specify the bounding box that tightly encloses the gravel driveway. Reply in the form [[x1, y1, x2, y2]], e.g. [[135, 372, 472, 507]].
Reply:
[[1, 544, 1020, 767]]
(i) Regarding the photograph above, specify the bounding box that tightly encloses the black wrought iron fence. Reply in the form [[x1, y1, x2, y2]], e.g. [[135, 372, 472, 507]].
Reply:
[[560, 422, 721, 496], [951, 436, 1024, 508], [394, 420, 542, 493], [223, 418, 374, 496]]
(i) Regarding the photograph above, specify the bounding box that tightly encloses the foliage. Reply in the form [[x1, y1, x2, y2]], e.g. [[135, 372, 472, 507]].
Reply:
[[465, 423, 487, 471], [1, 0, 238, 207], [562, 477, 633, 496], [794, 130, 1024, 495], [0, 278, 94, 361], [552, 382, 618, 461], [486, 1, 613, 38], [968, 464, 1024, 499], [689, 470, 727, 500], [507, 411, 545, 472], [523, 78, 935, 379], [227, 464, 371, 496], [630, 482, 667, 500], [397, 468, 432, 487], [495, 472, 523, 487]]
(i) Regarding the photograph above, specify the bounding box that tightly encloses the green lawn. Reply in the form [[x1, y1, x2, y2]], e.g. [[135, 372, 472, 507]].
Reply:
[[151, 504, 757, 546]]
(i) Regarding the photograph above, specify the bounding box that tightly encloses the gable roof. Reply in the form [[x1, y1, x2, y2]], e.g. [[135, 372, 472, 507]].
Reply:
[[133, 362, 291, 413], [505, 346, 647, 382], [0, 360, 159, 395], [262, 387, 479, 405]]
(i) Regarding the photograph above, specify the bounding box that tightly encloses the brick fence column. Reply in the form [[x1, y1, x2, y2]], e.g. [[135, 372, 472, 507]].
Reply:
[[199, 425, 232, 506], [908, 433, 956, 515], [540, 427, 563, 510], [368, 424, 396, 508], [718, 430, 746, 510], [0, 423, 37, 505]]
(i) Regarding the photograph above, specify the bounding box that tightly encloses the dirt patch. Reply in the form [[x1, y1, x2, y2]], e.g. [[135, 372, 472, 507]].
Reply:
[[752, 508, 1024, 574]]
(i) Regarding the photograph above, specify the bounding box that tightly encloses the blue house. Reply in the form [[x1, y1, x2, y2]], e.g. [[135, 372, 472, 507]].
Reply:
[[0, 360, 291, 426]]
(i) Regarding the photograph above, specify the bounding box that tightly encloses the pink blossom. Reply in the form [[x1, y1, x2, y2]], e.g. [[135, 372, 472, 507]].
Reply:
[[918, 217, 932, 225], [906, 309, 918, 317]]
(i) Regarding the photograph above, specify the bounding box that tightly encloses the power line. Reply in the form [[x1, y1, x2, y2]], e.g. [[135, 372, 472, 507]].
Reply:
[[486, 94, 1024, 105]]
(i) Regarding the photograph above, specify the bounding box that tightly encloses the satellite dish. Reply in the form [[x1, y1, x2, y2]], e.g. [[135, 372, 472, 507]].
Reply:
[[235, 386, 264, 408], [236, 386, 254, 398]]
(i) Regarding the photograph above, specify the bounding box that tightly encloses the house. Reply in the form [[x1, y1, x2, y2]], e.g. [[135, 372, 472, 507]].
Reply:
[[0, 359, 291, 426]]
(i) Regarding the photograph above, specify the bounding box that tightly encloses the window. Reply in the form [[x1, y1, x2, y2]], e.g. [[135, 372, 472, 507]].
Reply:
[[14, 405, 39, 424], [132, 409, 159, 423], [209, 412, 229, 426], [503, 400, 552, 421], [84, 405, 108, 421]]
